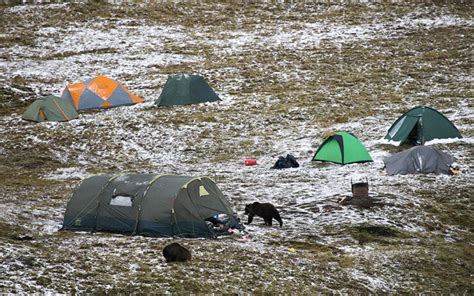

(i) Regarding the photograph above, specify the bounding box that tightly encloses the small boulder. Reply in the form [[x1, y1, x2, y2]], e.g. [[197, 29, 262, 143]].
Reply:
[[162, 242, 191, 263]]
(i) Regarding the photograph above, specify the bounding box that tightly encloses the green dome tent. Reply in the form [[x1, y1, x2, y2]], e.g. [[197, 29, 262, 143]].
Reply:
[[62, 174, 243, 238], [312, 132, 373, 165], [155, 74, 221, 106], [22, 95, 78, 122], [384, 106, 462, 145]]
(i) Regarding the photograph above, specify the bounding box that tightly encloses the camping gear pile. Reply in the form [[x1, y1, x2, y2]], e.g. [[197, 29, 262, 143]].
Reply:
[[271, 154, 299, 169]]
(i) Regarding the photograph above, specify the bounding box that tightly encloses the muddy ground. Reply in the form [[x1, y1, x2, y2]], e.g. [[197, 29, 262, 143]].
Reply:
[[0, 1, 473, 293]]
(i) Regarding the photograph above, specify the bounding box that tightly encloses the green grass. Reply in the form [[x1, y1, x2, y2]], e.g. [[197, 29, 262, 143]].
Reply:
[[350, 224, 408, 245]]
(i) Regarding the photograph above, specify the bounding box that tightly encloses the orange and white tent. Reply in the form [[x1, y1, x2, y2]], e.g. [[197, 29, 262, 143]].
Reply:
[[61, 75, 144, 110]]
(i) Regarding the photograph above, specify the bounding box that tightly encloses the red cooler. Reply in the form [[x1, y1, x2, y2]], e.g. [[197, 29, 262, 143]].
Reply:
[[244, 159, 257, 166]]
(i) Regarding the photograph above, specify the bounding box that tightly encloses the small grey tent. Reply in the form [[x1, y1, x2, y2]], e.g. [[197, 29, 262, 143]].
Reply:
[[62, 174, 244, 238], [155, 74, 221, 106], [383, 146, 455, 175]]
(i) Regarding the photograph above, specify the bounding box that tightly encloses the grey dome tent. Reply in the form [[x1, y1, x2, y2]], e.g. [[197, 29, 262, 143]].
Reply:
[[384, 106, 462, 145], [383, 146, 455, 175], [62, 174, 243, 238], [155, 74, 221, 106]]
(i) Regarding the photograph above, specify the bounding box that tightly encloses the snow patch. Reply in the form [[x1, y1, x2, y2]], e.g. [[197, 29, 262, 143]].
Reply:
[[44, 167, 89, 180]]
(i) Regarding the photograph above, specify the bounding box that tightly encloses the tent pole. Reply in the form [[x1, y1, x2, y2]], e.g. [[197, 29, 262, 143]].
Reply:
[[132, 174, 168, 235], [91, 174, 122, 233]]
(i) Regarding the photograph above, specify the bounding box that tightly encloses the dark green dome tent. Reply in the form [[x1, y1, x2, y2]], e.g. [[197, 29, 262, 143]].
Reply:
[[383, 146, 454, 175], [62, 174, 243, 238], [384, 106, 462, 145], [22, 95, 78, 122], [155, 74, 221, 106], [312, 132, 373, 165]]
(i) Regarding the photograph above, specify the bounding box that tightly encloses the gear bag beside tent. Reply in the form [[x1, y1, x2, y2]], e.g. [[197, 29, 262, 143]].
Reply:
[[271, 154, 299, 169], [62, 174, 244, 238]]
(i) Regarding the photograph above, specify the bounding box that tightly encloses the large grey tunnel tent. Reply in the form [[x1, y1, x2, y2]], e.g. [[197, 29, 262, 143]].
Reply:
[[383, 146, 455, 175], [63, 174, 243, 238]]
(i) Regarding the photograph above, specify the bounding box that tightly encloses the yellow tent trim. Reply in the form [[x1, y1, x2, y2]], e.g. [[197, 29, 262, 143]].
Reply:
[[181, 176, 216, 188], [199, 185, 210, 196]]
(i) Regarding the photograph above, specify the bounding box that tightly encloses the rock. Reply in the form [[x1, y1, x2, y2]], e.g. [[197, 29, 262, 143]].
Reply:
[[11, 233, 34, 241], [338, 195, 384, 208], [162, 242, 191, 263]]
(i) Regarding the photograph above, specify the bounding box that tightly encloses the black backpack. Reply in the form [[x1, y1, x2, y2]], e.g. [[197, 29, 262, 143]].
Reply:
[[271, 154, 300, 169]]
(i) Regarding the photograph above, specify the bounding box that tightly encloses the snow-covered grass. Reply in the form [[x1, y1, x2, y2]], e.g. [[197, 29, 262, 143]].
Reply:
[[0, 1, 473, 294]]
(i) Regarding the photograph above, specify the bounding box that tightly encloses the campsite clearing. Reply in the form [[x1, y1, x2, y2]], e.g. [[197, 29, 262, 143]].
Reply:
[[1, 1, 473, 294]]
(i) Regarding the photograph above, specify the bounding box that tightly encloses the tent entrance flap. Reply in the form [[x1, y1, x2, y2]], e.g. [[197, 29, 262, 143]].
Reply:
[[387, 115, 419, 143], [313, 138, 343, 163], [185, 180, 221, 222]]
